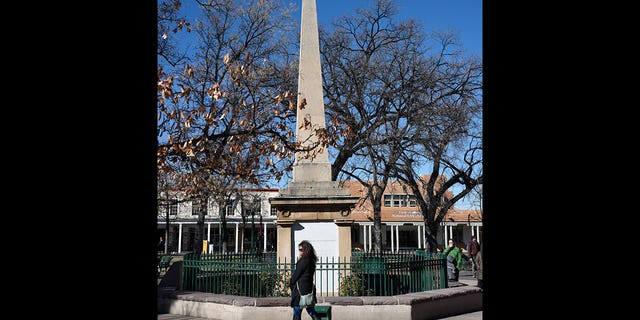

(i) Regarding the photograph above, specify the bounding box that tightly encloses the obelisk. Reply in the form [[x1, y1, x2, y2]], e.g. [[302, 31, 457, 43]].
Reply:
[[292, 0, 331, 182], [270, 1, 359, 291]]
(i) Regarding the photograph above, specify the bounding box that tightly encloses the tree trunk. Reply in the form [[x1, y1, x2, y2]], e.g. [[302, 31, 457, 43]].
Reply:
[[164, 198, 171, 253], [423, 221, 439, 253], [240, 203, 246, 253], [372, 200, 383, 252], [164, 210, 169, 253], [221, 217, 228, 254], [194, 196, 207, 254]]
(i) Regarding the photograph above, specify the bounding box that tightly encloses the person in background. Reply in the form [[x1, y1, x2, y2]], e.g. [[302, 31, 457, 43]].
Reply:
[[290, 240, 321, 320], [443, 239, 468, 282], [467, 235, 480, 278], [475, 242, 483, 289], [158, 236, 165, 253]]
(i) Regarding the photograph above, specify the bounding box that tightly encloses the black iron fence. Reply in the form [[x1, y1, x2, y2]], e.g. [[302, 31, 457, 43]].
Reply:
[[181, 251, 447, 297]]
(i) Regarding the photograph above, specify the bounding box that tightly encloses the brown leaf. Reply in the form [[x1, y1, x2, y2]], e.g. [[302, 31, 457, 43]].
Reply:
[[300, 114, 312, 129]]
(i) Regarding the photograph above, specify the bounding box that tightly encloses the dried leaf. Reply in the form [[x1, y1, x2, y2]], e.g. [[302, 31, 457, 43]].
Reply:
[[185, 65, 194, 78], [298, 114, 312, 129]]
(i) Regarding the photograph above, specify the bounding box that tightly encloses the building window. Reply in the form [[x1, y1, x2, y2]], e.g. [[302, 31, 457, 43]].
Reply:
[[219, 200, 234, 216], [169, 202, 178, 216], [408, 195, 417, 207], [243, 201, 262, 217], [192, 199, 209, 216], [192, 201, 201, 216], [256, 201, 262, 215], [225, 201, 234, 216], [270, 207, 277, 216], [384, 195, 392, 207], [384, 194, 417, 207]]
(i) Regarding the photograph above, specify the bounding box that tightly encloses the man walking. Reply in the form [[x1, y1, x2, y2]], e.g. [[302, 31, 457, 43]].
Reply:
[[467, 235, 480, 278]]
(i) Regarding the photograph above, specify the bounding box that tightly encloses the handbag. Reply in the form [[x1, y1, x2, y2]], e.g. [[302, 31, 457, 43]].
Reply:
[[296, 281, 315, 307]]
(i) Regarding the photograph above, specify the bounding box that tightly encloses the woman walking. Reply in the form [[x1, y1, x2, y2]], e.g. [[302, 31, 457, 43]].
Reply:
[[290, 240, 321, 320]]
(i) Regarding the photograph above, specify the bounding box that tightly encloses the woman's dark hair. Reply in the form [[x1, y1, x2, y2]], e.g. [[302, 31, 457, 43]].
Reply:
[[299, 240, 318, 262]]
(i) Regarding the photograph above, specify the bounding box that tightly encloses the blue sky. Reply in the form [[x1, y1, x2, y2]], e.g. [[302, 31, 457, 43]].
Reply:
[[314, 0, 482, 58], [176, 0, 482, 58]]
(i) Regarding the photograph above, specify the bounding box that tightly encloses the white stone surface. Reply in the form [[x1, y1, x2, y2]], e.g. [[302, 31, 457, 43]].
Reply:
[[294, 221, 339, 293], [293, 0, 330, 182]]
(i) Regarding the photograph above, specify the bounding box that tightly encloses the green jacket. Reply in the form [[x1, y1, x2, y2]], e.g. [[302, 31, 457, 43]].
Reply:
[[443, 246, 464, 269]]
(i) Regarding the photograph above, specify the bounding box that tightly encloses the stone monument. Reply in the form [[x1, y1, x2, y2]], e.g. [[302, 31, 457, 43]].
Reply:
[[269, 0, 359, 280]]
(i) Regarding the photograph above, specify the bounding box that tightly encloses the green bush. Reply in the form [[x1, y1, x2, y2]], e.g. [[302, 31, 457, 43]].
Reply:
[[259, 269, 291, 297], [339, 272, 372, 296], [221, 277, 243, 295]]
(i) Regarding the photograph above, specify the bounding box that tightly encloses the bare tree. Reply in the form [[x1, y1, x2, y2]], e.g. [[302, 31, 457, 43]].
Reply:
[[157, 0, 332, 243], [469, 184, 483, 218], [319, 0, 430, 251], [158, 0, 191, 67], [158, 0, 301, 192], [392, 30, 483, 252], [320, 0, 482, 253]]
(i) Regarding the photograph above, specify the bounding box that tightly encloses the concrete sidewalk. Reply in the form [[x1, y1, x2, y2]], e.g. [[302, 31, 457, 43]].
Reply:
[[159, 311, 481, 320], [440, 271, 482, 319], [438, 310, 482, 319], [158, 315, 218, 320]]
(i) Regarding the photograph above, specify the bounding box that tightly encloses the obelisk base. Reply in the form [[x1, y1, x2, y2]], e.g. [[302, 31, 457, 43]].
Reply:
[[271, 182, 358, 265]]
